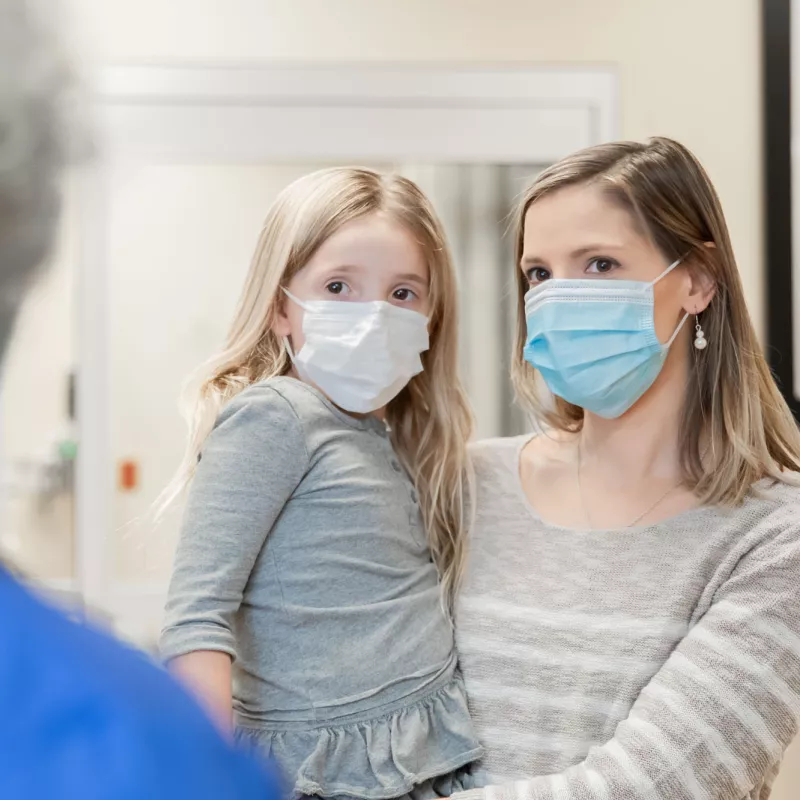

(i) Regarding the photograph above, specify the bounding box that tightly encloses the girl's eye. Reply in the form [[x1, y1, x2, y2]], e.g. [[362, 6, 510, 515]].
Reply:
[[325, 281, 348, 295], [392, 287, 417, 302], [586, 258, 618, 275], [526, 267, 551, 285]]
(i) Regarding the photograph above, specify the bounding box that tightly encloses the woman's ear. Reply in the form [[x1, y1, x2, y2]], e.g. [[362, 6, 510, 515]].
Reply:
[[684, 242, 717, 314]]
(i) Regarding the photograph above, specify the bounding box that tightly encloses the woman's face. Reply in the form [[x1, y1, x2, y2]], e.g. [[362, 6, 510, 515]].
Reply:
[[520, 182, 695, 346]]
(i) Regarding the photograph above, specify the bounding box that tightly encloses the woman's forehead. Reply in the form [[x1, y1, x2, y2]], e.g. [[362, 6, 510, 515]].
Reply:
[[522, 185, 647, 260]]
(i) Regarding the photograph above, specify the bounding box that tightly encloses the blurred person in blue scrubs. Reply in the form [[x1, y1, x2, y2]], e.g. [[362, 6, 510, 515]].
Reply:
[[0, 2, 282, 797]]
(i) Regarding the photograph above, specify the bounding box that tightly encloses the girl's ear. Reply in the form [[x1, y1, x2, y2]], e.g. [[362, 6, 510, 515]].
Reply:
[[272, 291, 292, 337]]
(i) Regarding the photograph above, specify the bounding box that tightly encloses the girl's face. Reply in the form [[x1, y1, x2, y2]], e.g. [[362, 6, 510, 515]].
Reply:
[[275, 211, 430, 352], [520, 182, 703, 346]]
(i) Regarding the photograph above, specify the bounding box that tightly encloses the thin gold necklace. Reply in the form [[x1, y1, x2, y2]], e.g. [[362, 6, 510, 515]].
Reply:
[[576, 438, 685, 529]]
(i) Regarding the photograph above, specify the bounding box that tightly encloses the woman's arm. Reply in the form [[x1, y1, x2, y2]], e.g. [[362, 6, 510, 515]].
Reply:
[[160, 385, 309, 727], [455, 507, 800, 800], [170, 651, 234, 735]]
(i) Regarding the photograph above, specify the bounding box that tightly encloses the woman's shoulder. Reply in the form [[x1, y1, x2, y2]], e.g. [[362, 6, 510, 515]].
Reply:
[[469, 429, 569, 473], [469, 434, 530, 465], [468, 435, 536, 489], [747, 475, 800, 529], [705, 476, 800, 562]]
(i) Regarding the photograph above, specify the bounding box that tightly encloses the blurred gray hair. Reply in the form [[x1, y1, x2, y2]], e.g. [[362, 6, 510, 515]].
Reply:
[[0, 0, 71, 357]]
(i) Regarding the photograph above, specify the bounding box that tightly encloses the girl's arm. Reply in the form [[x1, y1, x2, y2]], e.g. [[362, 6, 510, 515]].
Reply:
[[454, 506, 800, 800], [170, 651, 234, 736], [160, 384, 309, 729]]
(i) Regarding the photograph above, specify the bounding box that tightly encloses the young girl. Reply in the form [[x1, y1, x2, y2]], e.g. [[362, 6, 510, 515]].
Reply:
[[159, 167, 482, 800]]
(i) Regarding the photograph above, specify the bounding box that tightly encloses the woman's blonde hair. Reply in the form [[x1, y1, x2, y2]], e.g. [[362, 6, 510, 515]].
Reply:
[[512, 137, 800, 505], [163, 167, 473, 603]]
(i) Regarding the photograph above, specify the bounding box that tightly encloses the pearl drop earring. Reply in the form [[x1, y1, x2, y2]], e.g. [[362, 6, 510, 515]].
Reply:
[[694, 314, 707, 350]]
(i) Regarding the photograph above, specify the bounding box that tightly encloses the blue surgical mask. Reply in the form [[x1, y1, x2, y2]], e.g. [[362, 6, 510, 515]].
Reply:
[[523, 258, 688, 419]]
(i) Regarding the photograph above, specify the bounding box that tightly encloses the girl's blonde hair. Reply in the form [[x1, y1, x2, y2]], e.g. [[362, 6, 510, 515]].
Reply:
[[512, 137, 800, 505], [163, 167, 473, 603]]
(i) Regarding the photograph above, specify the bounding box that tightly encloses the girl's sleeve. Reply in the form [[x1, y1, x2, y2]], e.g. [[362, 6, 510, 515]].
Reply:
[[159, 385, 309, 663], [454, 505, 800, 800]]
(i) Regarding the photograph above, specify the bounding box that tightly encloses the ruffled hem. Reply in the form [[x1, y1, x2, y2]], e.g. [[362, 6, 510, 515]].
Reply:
[[235, 675, 482, 800]]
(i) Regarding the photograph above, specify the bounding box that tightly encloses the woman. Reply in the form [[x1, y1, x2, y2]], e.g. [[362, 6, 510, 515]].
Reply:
[[454, 138, 800, 800]]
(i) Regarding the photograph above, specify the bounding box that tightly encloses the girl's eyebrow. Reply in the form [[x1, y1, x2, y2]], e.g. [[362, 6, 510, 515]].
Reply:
[[393, 273, 428, 288]]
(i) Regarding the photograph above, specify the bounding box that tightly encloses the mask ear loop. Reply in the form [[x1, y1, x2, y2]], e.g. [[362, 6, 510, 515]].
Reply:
[[279, 287, 304, 364], [282, 287, 309, 310], [647, 254, 690, 347], [664, 312, 690, 348], [648, 255, 685, 288], [283, 336, 297, 363]]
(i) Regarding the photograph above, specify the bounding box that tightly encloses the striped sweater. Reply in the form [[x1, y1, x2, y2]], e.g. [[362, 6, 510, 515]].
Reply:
[[453, 436, 800, 800]]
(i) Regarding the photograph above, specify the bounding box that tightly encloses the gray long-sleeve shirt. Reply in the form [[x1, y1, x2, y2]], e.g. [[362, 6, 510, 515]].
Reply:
[[454, 435, 800, 800], [160, 377, 480, 798]]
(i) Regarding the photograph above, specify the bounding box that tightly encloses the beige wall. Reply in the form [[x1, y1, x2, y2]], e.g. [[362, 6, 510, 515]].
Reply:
[[65, 0, 764, 336]]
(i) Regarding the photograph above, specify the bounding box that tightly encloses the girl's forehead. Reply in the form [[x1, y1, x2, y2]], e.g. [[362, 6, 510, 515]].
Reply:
[[315, 215, 420, 257], [302, 215, 429, 283]]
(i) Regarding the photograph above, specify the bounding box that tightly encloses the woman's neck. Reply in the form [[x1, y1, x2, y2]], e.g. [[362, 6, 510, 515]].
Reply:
[[579, 350, 688, 483]]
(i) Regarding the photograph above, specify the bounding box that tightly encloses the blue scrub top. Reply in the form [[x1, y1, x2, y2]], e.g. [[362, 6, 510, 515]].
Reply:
[[0, 566, 282, 799]]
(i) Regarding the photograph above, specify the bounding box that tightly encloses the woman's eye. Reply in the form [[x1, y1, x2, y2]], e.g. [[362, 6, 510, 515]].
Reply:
[[325, 281, 348, 295], [587, 258, 618, 275], [526, 267, 551, 285], [392, 287, 417, 302]]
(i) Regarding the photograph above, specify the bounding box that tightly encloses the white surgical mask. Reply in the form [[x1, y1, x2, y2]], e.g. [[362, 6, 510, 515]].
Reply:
[[282, 289, 430, 413]]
